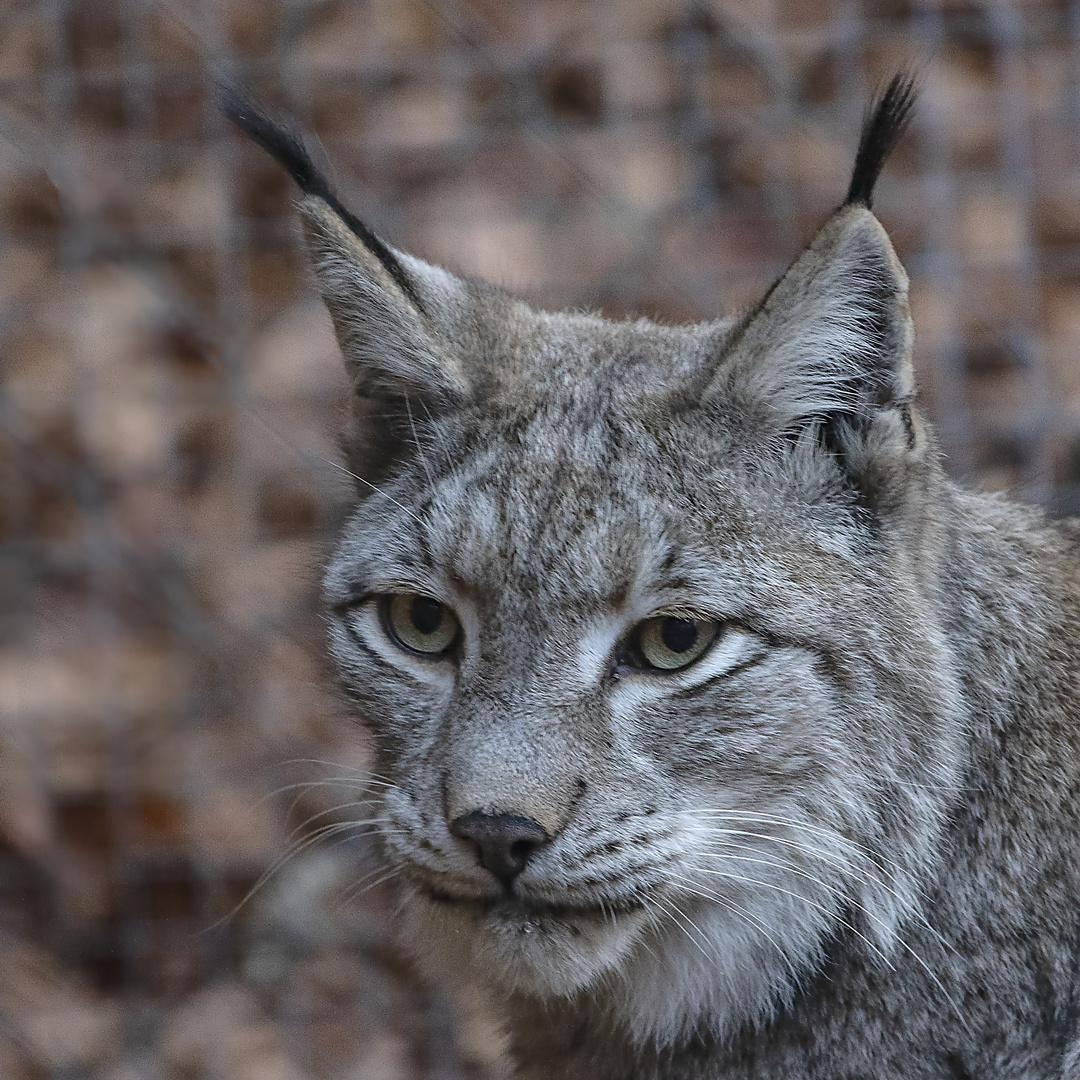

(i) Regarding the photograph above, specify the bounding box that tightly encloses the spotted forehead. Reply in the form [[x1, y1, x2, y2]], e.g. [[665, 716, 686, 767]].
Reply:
[[417, 443, 662, 610]]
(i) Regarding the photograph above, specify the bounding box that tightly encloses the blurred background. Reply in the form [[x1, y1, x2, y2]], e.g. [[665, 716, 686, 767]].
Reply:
[[1, 0, 1078, 1076]]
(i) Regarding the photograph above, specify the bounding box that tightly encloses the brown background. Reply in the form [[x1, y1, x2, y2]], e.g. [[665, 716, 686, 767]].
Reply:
[[2, 0, 1078, 1076]]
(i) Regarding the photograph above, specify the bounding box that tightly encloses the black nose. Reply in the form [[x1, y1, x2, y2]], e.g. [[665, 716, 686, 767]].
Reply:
[[449, 811, 551, 885]]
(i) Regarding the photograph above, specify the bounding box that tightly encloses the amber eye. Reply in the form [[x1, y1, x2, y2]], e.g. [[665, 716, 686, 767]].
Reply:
[[637, 616, 719, 671], [384, 594, 460, 655]]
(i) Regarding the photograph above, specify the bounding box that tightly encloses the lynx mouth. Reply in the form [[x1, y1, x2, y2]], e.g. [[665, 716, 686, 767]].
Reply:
[[420, 883, 647, 923], [408, 880, 654, 996]]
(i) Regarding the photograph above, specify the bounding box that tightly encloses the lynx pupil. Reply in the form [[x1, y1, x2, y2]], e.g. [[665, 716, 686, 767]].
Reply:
[[411, 596, 444, 635], [662, 617, 698, 654], [636, 615, 718, 671], [384, 594, 459, 655]]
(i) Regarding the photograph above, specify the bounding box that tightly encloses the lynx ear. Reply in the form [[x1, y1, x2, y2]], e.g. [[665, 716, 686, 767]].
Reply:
[[714, 75, 920, 491], [298, 197, 469, 404], [717, 206, 914, 438], [224, 89, 469, 403], [223, 89, 472, 481]]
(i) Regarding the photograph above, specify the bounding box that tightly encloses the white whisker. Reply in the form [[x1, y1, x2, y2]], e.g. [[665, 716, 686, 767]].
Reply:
[[686, 863, 896, 972], [281, 800, 387, 844], [340, 864, 404, 905], [693, 809, 916, 889], [278, 759, 397, 786], [405, 392, 437, 494], [323, 457, 424, 523], [650, 894, 715, 962], [700, 829, 955, 956], [663, 870, 803, 986], [695, 847, 967, 1029]]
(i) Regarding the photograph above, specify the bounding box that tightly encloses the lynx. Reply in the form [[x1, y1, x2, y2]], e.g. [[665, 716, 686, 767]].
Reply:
[[228, 78, 1080, 1078]]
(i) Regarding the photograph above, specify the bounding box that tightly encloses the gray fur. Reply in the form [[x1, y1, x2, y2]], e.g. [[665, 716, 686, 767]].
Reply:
[[292, 130, 1080, 1077]]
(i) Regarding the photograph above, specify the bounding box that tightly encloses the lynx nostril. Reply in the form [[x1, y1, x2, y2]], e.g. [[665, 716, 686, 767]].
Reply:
[[449, 811, 551, 885]]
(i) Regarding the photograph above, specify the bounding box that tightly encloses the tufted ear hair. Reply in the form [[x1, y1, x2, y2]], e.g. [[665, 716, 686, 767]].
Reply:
[[223, 89, 471, 482], [711, 75, 922, 498]]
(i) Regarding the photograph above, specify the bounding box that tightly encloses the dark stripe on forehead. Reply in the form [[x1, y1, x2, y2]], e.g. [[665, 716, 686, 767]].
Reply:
[[529, 455, 574, 548], [410, 503, 436, 573]]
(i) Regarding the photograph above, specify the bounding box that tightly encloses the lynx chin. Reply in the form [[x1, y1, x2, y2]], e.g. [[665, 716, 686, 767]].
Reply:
[[228, 76, 1080, 1078]]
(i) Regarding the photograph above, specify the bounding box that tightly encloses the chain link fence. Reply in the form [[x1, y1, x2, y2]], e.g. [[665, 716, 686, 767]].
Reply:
[[2, 0, 1079, 1075]]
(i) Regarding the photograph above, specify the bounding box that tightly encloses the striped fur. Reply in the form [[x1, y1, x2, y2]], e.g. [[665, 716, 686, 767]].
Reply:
[[235, 81, 1080, 1077]]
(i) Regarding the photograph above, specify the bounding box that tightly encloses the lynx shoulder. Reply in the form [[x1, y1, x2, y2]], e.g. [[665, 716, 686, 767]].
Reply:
[[228, 78, 1080, 1078]]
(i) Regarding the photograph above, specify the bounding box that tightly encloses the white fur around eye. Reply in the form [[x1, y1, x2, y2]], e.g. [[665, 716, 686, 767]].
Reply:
[[681, 625, 760, 682], [620, 625, 760, 697], [342, 600, 456, 685], [576, 616, 629, 683]]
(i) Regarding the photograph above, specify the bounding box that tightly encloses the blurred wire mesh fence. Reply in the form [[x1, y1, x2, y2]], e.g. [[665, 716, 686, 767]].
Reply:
[[2, 0, 1079, 1075]]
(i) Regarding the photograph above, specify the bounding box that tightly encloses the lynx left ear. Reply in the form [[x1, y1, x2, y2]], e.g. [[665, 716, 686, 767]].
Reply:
[[714, 75, 920, 482], [717, 206, 914, 439]]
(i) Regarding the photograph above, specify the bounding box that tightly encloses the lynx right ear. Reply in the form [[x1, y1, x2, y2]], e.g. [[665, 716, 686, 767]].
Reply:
[[224, 90, 468, 396], [298, 196, 470, 406], [224, 89, 473, 481]]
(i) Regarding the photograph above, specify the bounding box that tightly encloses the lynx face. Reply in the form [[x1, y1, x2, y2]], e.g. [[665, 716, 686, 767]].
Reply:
[[228, 79, 969, 1044], [321, 292, 966, 1039]]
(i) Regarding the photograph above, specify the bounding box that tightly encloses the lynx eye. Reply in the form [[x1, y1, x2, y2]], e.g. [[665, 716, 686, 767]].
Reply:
[[383, 594, 460, 656], [637, 616, 720, 671]]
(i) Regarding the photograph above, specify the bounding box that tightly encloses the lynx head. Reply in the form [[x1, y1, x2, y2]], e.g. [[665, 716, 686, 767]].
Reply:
[[229, 77, 967, 1045]]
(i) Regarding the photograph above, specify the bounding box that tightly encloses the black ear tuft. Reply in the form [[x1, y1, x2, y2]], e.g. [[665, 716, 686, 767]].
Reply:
[[844, 73, 918, 210], [220, 85, 425, 312], [221, 85, 332, 202]]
